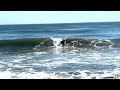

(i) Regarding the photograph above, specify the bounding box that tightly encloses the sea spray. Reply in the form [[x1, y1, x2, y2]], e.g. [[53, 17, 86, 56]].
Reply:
[[50, 37, 63, 47]]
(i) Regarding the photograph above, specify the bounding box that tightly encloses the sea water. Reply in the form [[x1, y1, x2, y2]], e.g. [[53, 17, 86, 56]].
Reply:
[[1, 22, 120, 79]]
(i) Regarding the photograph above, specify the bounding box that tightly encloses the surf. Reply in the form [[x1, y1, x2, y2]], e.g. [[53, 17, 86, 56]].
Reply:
[[0, 37, 118, 49]]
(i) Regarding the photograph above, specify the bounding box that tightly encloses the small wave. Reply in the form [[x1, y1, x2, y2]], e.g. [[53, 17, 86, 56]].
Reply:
[[0, 38, 120, 50], [0, 38, 53, 47]]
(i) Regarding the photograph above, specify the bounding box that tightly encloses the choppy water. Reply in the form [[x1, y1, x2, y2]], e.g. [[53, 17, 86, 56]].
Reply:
[[1, 22, 120, 79]]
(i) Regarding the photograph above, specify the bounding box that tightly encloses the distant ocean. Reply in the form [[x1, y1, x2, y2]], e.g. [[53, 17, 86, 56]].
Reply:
[[1, 22, 120, 79]]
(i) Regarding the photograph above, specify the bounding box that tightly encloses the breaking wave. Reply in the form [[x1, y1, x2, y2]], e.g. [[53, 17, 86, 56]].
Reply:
[[0, 37, 119, 49]]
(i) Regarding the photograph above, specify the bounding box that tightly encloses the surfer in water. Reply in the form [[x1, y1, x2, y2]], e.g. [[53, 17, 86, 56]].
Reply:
[[59, 39, 66, 46]]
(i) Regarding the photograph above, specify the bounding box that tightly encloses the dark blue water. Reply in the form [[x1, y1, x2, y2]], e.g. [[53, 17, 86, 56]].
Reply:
[[1, 22, 120, 79], [1, 22, 120, 40]]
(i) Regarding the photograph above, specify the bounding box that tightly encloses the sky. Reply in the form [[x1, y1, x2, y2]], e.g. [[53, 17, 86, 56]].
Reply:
[[0, 11, 120, 25]]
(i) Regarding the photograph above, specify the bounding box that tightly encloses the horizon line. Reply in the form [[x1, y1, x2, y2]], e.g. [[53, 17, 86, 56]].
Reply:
[[0, 21, 120, 25]]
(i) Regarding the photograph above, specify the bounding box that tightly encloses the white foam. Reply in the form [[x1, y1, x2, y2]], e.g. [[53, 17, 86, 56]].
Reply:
[[11, 59, 26, 63], [0, 70, 61, 79], [90, 39, 114, 49], [1, 68, 120, 79], [8, 54, 34, 63], [40, 57, 88, 69], [33, 52, 47, 55], [50, 37, 62, 47]]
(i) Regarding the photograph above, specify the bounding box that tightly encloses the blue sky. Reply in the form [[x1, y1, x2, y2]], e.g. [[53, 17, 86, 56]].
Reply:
[[0, 11, 120, 25]]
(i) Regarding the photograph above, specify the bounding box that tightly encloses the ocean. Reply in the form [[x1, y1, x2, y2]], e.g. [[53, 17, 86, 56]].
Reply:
[[0, 22, 120, 79]]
